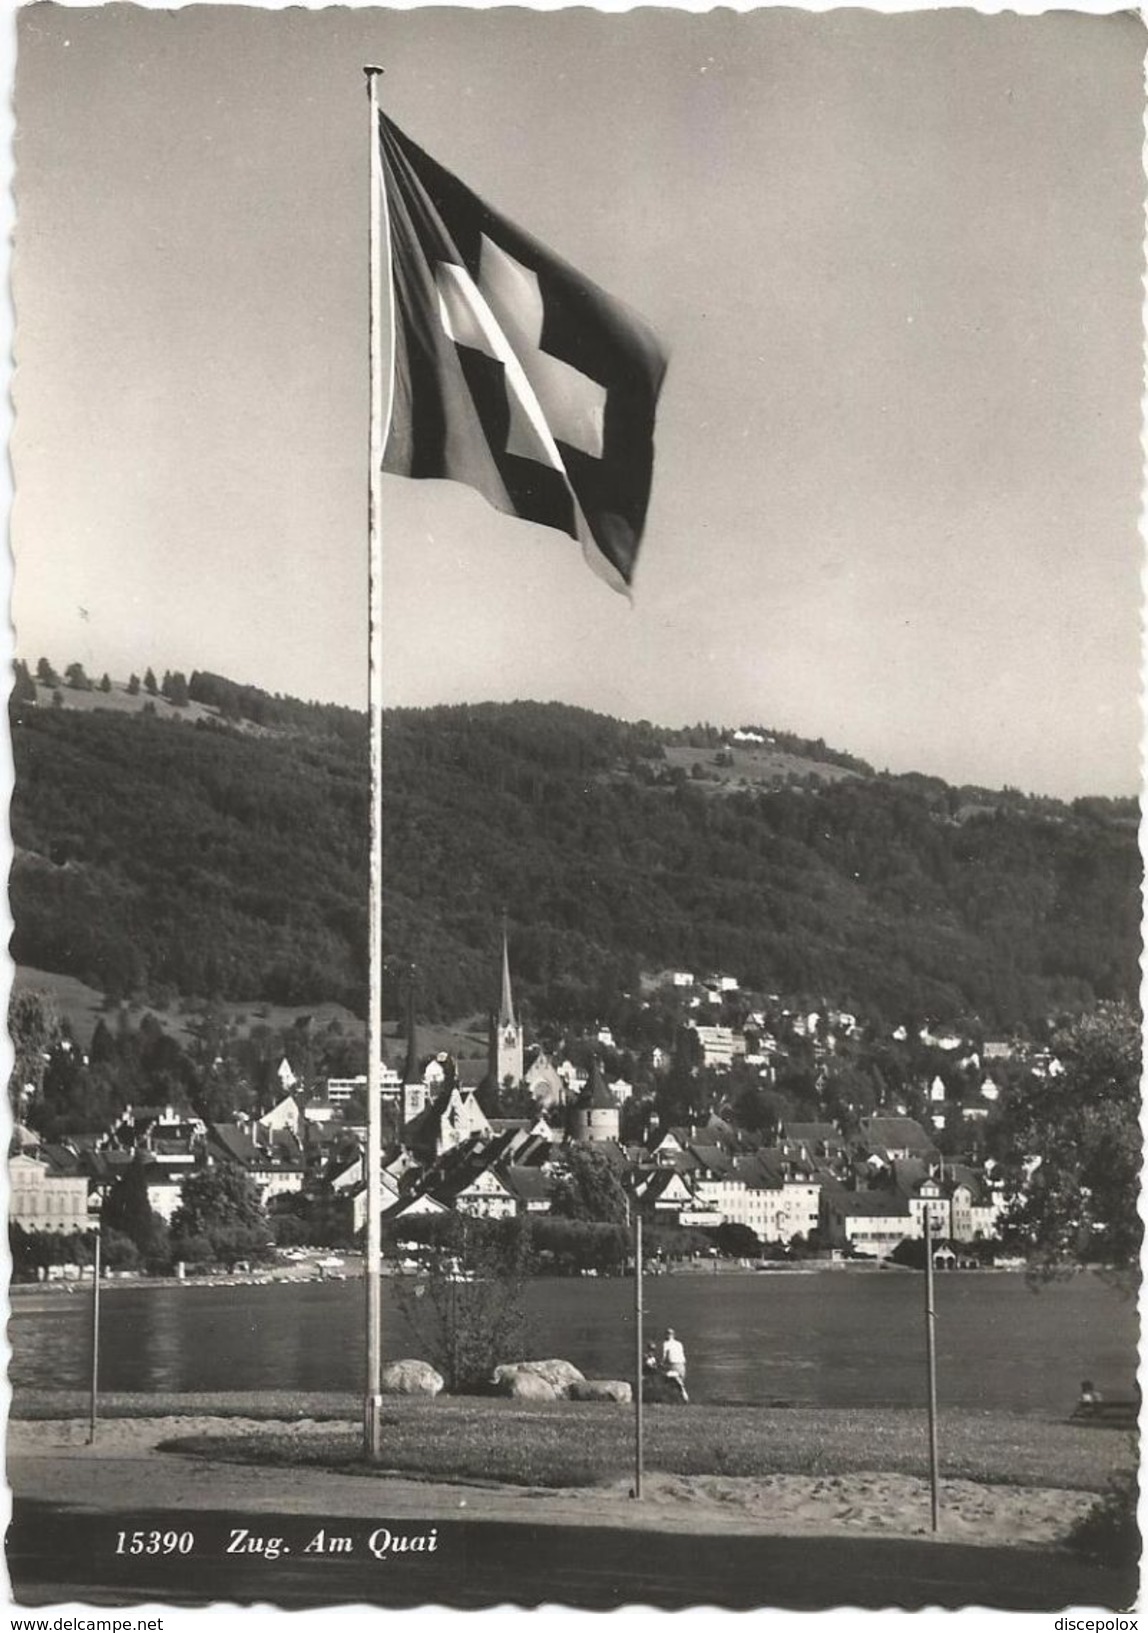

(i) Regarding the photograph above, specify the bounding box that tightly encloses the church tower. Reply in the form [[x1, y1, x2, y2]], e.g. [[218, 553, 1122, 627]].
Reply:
[[491, 919, 524, 1091]]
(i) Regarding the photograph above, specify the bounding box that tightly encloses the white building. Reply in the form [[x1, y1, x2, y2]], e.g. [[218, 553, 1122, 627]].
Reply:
[[9, 1153, 90, 1235], [691, 1025, 743, 1070]]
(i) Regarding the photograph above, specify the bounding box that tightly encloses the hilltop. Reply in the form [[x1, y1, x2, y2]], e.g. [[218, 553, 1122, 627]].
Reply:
[[9, 670, 1140, 1032]]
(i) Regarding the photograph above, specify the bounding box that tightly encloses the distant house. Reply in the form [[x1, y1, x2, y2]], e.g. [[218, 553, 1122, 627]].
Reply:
[[780, 1122, 847, 1167], [145, 1170, 192, 1223], [259, 1094, 303, 1137], [691, 1025, 743, 1070], [9, 1150, 90, 1235], [209, 1123, 306, 1205], [111, 1104, 207, 1160], [452, 1165, 517, 1221], [636, 1166, 699, 1221], [381, 1187, 449, 1222], [822, 1191, 912, 1258], [918, 1029, 962, 1052], [905, 1176, 950, 1240], [404, 1084, 491, 1161], [858, 1116, 937, 1164], [650, 1129, 690, 1167], [683, 1141, 819, 1244], [327, 1075, 370, 1105], [525, 1054, 568, 1110], [501, 1165, 553, 1215], [945, 1164, 1006, 1242]]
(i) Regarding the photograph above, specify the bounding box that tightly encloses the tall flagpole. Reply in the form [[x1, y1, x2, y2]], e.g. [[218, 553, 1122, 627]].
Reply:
[[924, 1206, 940, 1531], [364, 62, 388, 1462], [632, 1206, 644, 1499]]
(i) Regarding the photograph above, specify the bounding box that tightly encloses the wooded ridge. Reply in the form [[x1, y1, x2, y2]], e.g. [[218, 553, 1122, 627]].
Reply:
[[9, 675, 1139, 1031]]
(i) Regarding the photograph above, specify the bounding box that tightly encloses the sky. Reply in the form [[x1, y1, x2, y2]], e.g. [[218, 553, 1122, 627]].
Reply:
[[9, 3, 1145, 798]]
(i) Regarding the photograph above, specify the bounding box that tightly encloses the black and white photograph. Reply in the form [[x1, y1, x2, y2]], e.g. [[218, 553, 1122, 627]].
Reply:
[[4, 1, 1143, 1620]]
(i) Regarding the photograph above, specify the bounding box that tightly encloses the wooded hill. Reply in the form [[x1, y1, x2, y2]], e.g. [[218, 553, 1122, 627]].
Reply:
[[9, 679, 1140, 1032]]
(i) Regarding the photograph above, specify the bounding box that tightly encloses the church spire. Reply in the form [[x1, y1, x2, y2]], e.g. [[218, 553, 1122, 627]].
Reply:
[[492, 914, 524, 1091], [499, 911, 517, 1031]]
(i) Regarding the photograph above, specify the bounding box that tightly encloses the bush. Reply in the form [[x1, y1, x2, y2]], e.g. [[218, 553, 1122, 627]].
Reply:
[[712, 1222, 762, 1259], [392, 1215, 534, 1392], [530, 1217, 628, 1275], [272, 1213, 311, 1247], [1065, 1469, 1140, 1568], [101, 1229, 142, 1272], [9, 1224, 93, 1281]]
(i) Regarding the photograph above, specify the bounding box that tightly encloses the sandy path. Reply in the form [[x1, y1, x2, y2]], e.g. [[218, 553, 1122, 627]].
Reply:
[[8, 1416, 1102, 1546]]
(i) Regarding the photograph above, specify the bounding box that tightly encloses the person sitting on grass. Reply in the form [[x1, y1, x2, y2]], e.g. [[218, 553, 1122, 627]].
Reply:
[[1078, 1379, 1102, 1411]]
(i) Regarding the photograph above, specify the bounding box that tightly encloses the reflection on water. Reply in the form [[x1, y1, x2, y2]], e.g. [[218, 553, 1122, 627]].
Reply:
[[9, 1271, 1137, 1413]]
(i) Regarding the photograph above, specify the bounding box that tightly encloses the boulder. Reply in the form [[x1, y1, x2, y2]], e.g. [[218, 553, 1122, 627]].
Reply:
[[380, 1359, 444, 1397], [569, 1379, 632, 1404], [503, 1369, 559, 1401], [493, 1358, 584, 1397]]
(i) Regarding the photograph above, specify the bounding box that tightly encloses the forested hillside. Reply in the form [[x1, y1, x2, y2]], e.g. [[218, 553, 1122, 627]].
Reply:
[[9, 687, 1140, 1031], [11, 705, 368, 1008]]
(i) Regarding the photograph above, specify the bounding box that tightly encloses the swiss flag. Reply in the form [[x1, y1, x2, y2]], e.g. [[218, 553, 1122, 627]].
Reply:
[[379, 113, 668, 593]]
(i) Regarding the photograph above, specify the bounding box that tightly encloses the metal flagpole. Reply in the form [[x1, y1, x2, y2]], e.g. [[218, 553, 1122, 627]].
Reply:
[[363, 62, 390, 1462], [88, 1223, 101, 1444], [924, 1207, 940, 1531], [632, 1205, 644, 1499]]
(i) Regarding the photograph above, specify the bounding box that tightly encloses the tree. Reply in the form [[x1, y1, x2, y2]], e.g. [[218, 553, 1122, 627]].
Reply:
[[35, 656, 59, 687], [994, 1004, 1141, 1284], [12, 660, 37, 707], [714, 1221, 762, 1258], [8, 988, 63, 1117], [64, 661, 92, 691], [166, 671, 190, 708], [144, 667, 158, 696], [170, 1162, 272, 1266], [392, 1214, 534, 1391], [98, 673, 112, 693], [549, 1145, 630, 1223], [101, 1158, 169, 1264], [127, 673, 141, 696]]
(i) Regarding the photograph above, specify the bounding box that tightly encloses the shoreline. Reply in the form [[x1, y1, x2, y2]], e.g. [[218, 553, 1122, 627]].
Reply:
[[9, 1258, 1035, 1299]]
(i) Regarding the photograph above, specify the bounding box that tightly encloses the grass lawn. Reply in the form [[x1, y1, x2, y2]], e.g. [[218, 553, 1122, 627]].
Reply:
[[21, 1392, 1124, 1493]]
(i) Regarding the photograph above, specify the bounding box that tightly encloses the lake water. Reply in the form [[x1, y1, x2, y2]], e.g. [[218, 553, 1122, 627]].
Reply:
[[9, 1270, 1137, 1415]]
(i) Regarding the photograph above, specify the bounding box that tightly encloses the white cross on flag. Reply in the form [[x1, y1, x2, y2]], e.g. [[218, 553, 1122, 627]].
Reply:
[[379, 113, 668, 593]]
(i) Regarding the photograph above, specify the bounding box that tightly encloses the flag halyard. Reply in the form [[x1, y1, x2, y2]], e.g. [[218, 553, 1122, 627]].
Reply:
[[378, 113, 667, 592]]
